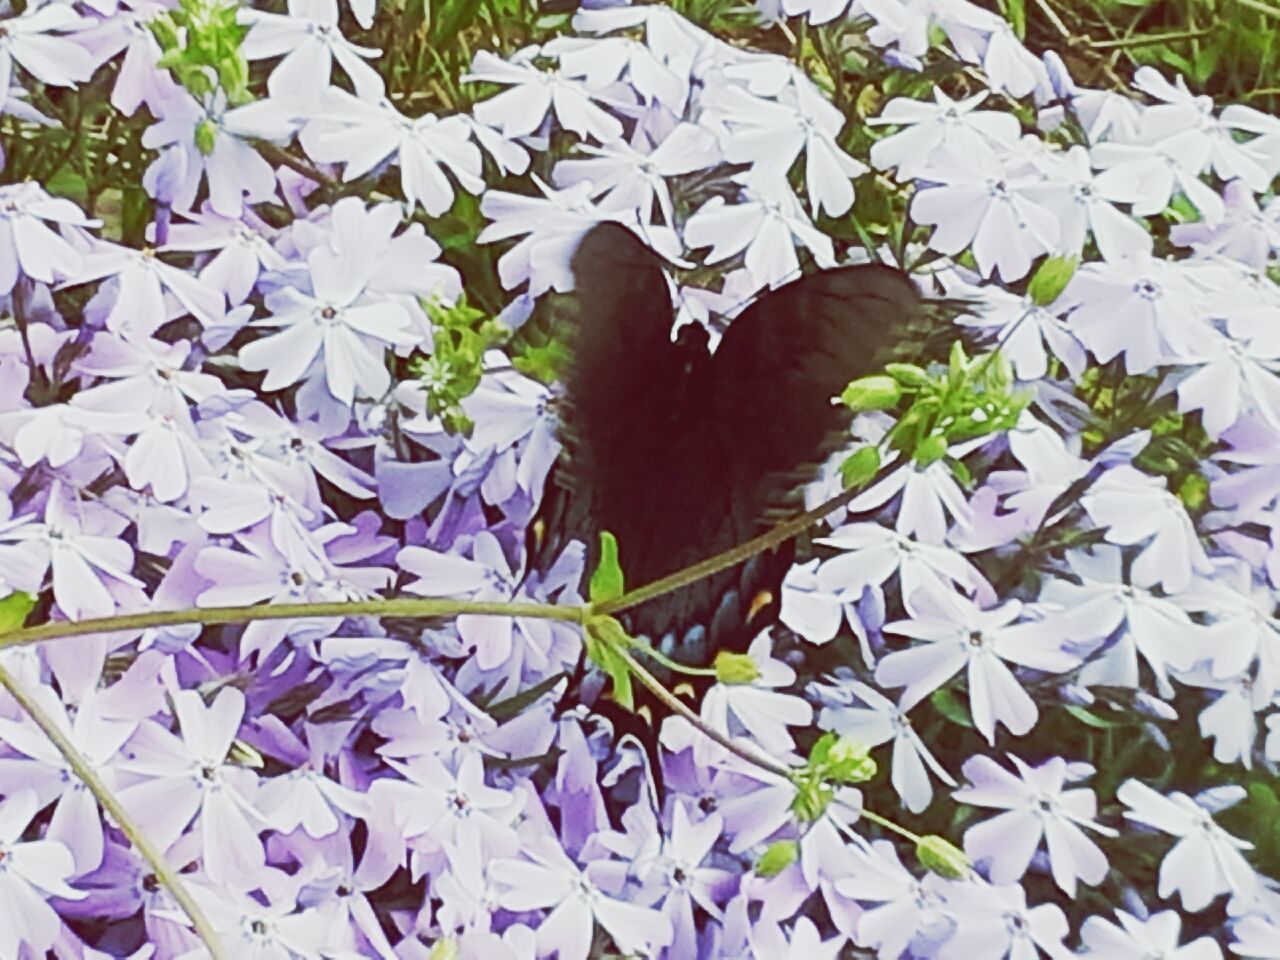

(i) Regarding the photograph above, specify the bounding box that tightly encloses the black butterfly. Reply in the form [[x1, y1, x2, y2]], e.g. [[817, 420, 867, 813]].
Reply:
[[529, 222, 948, 775]]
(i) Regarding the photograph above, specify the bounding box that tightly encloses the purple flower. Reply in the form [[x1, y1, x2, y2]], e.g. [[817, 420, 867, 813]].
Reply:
[[115, 688, 265, 887]]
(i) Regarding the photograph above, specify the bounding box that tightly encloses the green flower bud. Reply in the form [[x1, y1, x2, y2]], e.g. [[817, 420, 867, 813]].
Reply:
[[715, 651, 760, 685], [917, 835, 970, 879]]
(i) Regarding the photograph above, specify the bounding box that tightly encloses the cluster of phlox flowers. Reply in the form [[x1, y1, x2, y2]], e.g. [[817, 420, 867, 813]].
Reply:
[[2, 0, 1280, 956]]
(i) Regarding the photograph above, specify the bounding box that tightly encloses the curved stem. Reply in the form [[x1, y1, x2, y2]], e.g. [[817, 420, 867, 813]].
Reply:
[[0, 663, 228, 958], [611, 643, 795, 781]]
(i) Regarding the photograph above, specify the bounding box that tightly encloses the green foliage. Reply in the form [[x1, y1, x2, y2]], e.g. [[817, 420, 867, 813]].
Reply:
[[842, 342, 1029, 484], [1076, 365, 1216, 512], [840, 444, 882, 489], [150, 0, 251, 104], [407, 296, 509, 435], [791, 733, 877, 822], [583, 614, 635, 711]]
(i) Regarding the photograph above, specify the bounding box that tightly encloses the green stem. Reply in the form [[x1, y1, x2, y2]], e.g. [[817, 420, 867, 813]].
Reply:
[[0, 663, 227, 958], [0, 598, 587, 650], [1085, 28, 1215, 50], [627, 637, 719, 678], [611, 644, 796, 780], [1238, 0, 1280, 21], [856, 805, 925, 845]]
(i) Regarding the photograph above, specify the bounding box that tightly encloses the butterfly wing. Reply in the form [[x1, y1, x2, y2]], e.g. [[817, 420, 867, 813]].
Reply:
[[709, 264, 926, 537]]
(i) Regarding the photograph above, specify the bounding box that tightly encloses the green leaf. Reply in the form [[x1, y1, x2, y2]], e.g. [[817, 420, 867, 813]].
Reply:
[[44, 168, 88, 206], [1064, 705, 1120, 730], [584, 616, 634, 711], [930, 687, 973, 728], [1027, 254, 1079, 306], [841, 445, 881, 489], [812, 734, 877, 784], [589, 531, 624, 603], [917, 835, 969, 879], [755, 840, 798, 878], [0, 592, 36, 633]]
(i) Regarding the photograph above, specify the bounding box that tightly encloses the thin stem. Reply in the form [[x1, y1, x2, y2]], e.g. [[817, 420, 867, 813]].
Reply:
[[0, 598, 588, 650], [252, 141, 339, 189], [1238, 0, 1280, 21], [1030, 0, 1070, 39], [612, 644, 795, 780], [0, 662, 228, 958], [627, 636, 719, 678], [856, 805, 925, 845], [1085, 28, 1214, 50], [594, 480, 871, 619]]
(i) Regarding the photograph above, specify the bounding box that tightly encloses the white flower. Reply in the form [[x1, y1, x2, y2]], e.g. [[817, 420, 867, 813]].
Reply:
[[240, 0, 385, 108], [876, 589, 1079, 743], [0, 4, 93, 93], [953, 753, 1116, 896], [1025, 144, 1153, 264], [684, 183, 835, 288], [661, 632, 812, 766], [238, 237, 420, 405], [0, 181, 98, 293], [868, 89, 1020, 180], [718, 78, 868, 217], [817, 678, 956, 813], [1082, 465, 1212, 594], [545, 34, 688, 112], [552, 122, 720, 225], [301, 89, 485, 216], [911, 147, 1060, 282], [1118, 779, 1257, 911], [1174, 325, 1280, 438], [1080, 908, 1224, 960], [465, 48, 624, 143]]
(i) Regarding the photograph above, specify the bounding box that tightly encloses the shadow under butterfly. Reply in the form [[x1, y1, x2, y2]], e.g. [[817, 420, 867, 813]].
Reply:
[[527, 221, 957, 799]]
